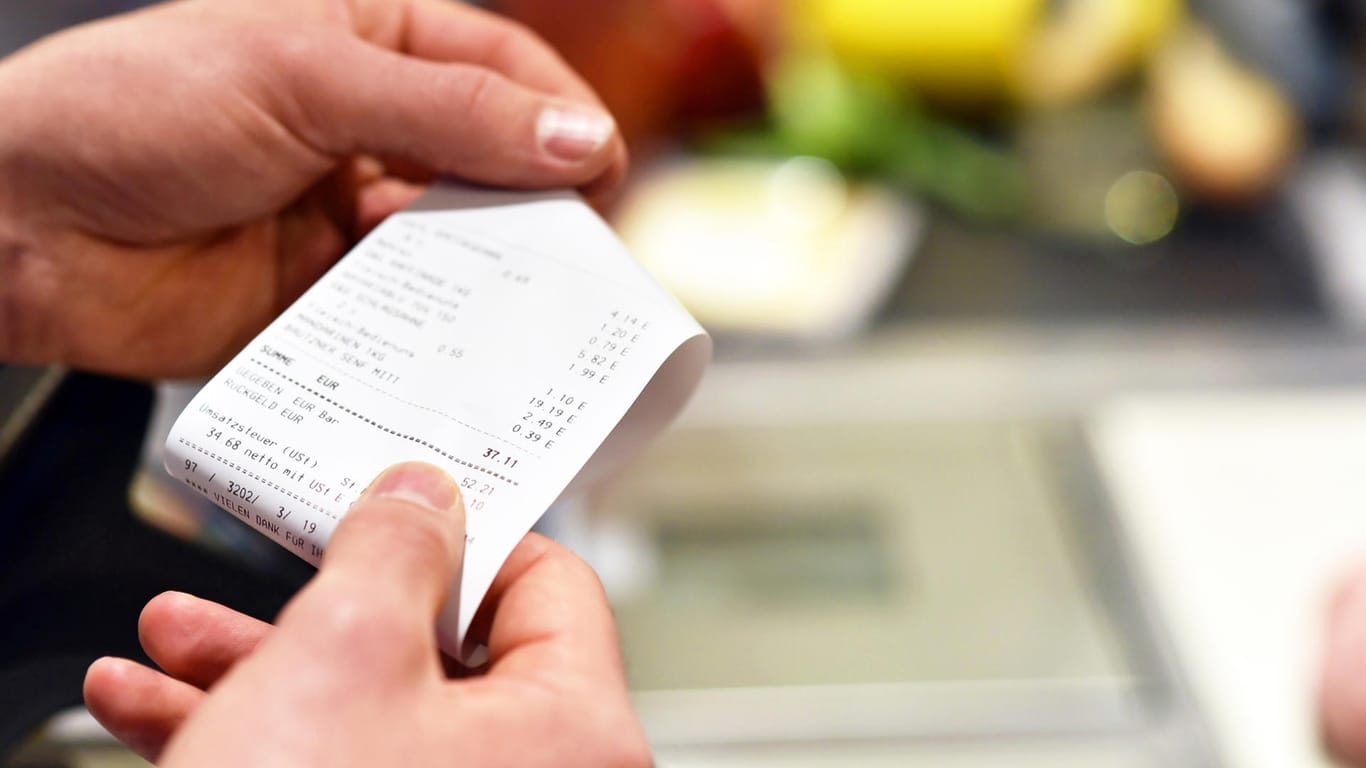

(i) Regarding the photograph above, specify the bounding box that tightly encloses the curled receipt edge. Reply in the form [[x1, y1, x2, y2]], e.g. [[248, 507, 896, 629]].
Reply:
[[163, 183, 711, 661]]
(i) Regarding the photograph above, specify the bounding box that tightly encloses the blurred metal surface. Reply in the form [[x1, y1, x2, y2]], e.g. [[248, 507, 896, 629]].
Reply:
[[1290, 151, 1366, 329], [593, 421, 1207, 763], [577, 317, 1366, 764], [884, 200, 1323, 325]]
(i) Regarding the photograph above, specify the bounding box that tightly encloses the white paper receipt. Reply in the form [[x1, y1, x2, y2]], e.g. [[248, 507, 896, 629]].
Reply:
[[164, 184, 710, 657]]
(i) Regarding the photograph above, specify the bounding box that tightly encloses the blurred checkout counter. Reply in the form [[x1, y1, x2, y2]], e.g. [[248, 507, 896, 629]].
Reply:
[[3, 0, 1366, 766]]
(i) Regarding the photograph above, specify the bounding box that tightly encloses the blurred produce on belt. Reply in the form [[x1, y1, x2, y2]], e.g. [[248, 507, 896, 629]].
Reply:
[[489, 0, 1359, 339], [493, 0, 777, 146], [1147, 21, 1301, 202], [494, 0, 1362, 219]]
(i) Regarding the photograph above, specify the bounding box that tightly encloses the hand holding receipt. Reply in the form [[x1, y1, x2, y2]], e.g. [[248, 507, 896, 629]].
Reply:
[[0, 0, 663, 760], [164, 184, 710, 658]]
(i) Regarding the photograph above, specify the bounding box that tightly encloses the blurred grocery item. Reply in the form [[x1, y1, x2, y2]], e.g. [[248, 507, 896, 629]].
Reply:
[[494, 0, 773, 148], [797, 0, 1181, 106], [764, 51, 904, 170], [614, 157, 922, 338], [795, 0, 1042, 104], [717, 51, 1027, 222], [1148, 22, 1302, 203], [1014, 0, 1182, 105]]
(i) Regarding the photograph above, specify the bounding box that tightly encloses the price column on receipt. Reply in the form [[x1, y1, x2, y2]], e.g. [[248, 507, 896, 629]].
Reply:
[[164, 184, 710, 658]]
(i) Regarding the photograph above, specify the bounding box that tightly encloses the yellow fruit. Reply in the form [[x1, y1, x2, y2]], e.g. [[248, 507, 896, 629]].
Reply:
[[797, 0, 1045, 101], [797, 0, 1183, 105]]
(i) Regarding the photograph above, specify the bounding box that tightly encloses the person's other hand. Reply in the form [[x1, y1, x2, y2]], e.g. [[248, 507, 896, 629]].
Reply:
[[1321, 566, 1366, 765], [81, 462, 650, 767], [0, 0, 627, 378]]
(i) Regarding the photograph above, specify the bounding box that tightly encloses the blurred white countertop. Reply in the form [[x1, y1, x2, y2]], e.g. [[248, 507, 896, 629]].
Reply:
[[1092, 390, 1366, 768]]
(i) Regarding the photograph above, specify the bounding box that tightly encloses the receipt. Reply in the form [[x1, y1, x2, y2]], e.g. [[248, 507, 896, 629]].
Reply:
[[164, 184, 710, 657]]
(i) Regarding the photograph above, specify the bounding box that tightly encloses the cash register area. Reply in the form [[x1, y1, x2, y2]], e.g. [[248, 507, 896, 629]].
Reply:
[[2, 2, 1364, 766]]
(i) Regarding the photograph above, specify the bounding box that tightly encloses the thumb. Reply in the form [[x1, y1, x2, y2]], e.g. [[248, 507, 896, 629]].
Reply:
[[275, 37, 621, 189], [318, 462, 466, 616], [275, 462, 466, 668]]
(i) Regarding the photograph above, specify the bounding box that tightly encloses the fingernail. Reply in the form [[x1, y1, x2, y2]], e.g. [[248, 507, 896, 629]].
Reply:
[[537, 103, 615, 162], [365, 462, 459, 514]]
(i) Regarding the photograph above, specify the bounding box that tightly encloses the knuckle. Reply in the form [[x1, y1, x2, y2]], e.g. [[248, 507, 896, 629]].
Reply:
[[238, 28, 349, 143], [246, 28, 325, 77], [290, 588, 411, 659], [447, 65, 502, 119]]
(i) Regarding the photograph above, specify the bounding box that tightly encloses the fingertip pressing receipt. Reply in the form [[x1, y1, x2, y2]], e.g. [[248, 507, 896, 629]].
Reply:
[[163, 183, 710, 659]]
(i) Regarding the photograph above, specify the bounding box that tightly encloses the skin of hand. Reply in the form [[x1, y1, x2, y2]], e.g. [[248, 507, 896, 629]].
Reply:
[[81, 462, 652, 767], [0, 0, 627, 379], [1321, 566, 1366, 765]]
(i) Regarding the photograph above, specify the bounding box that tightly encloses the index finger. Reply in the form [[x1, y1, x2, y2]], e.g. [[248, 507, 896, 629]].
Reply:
[[400, 0, 601, 106], [392, 0, 629, 202], [475, 533, 628, 689]]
